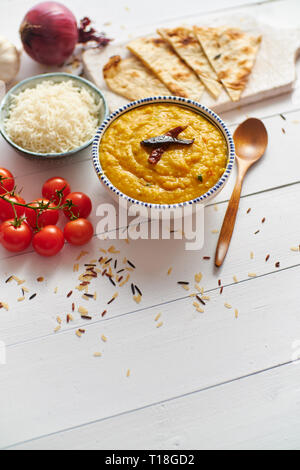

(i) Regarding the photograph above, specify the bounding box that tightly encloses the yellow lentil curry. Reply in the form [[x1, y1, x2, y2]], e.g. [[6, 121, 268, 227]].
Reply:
[[99, 104, 228, 204]]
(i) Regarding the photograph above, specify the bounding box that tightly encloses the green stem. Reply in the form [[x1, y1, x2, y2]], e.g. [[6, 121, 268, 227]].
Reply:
[[0, 194, 67, 211]]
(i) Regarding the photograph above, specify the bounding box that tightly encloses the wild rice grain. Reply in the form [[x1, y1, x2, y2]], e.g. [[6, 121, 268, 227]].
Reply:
[[135, 285, 142, 296], [127, 260, 136, 269], [196, 295, 206, 306]]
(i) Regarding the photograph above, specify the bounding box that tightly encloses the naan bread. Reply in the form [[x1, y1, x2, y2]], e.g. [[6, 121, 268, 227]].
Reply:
[[194, 26, 262, 102], [127, 37, 204, 101], [103, 55, 169, 101], [158, 26, 222, 99]]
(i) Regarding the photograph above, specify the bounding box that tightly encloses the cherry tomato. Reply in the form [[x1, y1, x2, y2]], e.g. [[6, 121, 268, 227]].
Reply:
[[32, 225, 65, 257], [63, 192, 92, 219], [0, 219, 32, 253], [0, 194, 25, 221], [64, 218, 94, 246], [0, 168, 15, 195], [42, 177, 71, 205], [25, 198, 59, 229]]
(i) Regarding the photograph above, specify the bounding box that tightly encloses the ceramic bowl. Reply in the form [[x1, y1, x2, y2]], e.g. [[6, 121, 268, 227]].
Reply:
[[0, 73, 109, 159], [92, 96, 235, 217]]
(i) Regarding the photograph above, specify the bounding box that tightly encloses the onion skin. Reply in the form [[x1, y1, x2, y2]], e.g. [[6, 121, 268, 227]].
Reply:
[[19, 1, 78, 66]]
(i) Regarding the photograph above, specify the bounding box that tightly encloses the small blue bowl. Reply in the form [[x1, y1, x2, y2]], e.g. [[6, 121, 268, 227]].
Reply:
[[0, 73, 109, 159]]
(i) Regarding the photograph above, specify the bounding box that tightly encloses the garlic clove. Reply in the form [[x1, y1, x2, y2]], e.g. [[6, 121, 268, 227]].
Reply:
[[0, 80, 5, 101], [0, 35, 20, 84]]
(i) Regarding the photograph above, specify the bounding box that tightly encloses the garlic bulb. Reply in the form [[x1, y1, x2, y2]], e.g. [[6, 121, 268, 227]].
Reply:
[[0, 81, 5, 101], [0, 35, 20, 83]]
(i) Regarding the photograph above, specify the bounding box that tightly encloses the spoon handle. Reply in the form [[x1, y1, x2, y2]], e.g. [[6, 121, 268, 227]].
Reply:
[[215, 175, 243, 267]]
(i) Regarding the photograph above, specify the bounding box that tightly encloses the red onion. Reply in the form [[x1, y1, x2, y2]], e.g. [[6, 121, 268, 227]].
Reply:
[[20, 2, 111, 66], [20, 2, 78, 66]]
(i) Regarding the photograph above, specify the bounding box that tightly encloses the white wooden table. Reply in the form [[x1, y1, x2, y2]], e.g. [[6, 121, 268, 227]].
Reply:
[[0, 0, 300, 450]]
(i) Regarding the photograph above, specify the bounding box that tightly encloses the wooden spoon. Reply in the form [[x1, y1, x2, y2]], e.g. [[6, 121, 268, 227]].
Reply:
[[215, 118, 268, 267]]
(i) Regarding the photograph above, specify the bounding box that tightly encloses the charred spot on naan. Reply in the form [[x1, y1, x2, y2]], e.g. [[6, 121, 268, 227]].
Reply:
[[103, 55, 122, 78], [152, 38, 166, 46]]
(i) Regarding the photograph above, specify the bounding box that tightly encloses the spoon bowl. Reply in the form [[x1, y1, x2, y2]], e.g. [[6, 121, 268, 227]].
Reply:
[[234, 118, 268, 162], [215, 118, 268, 267]]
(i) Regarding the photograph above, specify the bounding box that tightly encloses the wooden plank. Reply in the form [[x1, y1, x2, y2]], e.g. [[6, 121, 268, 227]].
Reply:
[[0, 104, 299, 223], [0, 3, 298, 183], [0, 0, 264, 87], [0, 97, 299, 212], [0, 263, 299, 448], [0, 0, 298, 452], [0, 183, 299, 346], [9, 362, 300, 450]]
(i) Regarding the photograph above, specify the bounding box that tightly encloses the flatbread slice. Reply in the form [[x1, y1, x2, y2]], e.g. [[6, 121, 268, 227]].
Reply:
[[103, 55, 169, 101], [194, 26, 262, 102], [127, 37, 204, 101], [158, 26, 222, 99]]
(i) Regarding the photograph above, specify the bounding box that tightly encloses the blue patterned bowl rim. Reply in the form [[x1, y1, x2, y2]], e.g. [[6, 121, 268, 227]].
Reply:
[[92, 96, 235, 210]]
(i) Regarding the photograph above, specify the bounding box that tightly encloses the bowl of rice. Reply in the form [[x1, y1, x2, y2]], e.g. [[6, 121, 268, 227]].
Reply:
[[0, 73, 108, 159]]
